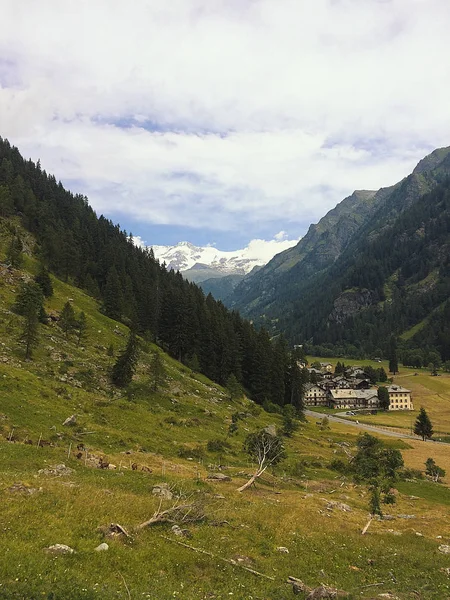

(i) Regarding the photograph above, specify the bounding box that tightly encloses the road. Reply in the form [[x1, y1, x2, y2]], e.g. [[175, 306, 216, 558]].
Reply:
[[305, 409, 449, 443]]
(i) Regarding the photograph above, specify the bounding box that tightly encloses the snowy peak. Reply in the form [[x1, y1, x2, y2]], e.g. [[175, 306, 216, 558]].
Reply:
[[151, 237, 300, 278]]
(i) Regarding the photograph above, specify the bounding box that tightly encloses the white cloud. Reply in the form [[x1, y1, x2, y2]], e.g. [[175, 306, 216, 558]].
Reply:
[[1, 0, 450, 237]]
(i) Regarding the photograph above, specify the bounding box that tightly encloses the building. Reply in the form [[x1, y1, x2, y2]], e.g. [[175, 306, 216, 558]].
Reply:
[[304, 383, 328, 406], [387, 385, 413, 410], [328, 388, 379, 410], [320, 362, 333, 373]]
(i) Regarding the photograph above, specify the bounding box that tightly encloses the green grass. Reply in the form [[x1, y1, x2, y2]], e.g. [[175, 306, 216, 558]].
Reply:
[[2, 222, 450, 599]]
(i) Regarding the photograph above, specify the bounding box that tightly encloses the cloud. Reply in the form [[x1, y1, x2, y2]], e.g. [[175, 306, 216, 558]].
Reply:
[[1, 0, 449, 238]]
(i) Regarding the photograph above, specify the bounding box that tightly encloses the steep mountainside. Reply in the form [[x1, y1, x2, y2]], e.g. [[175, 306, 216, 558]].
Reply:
[[229, 147, 450, 361]]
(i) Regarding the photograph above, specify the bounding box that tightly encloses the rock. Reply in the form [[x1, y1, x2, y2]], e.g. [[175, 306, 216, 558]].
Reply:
[[38, 464, 74, 477], [397, 514, 415, 519], [377, 595, 400, 599], [44, 544, 75, 555], [63, 414, 77, 426], [287, 576, 311, 595], [325, 501, 352, 512], [277, 546, 289, 553], [171, 525, 192, 538], [214, 494, 226, 499], [438, 544, 450, 554], [206, 473, 232, 482], [415, 532, 423, 537], [440, 567, 450, 576], [306, 584, 348, 599], [94, 543, 109, 552], [263, 424, 277, 436], [152, 483, 173, 500], [381, 515, 396, 521], [8, 482, 41, 495]]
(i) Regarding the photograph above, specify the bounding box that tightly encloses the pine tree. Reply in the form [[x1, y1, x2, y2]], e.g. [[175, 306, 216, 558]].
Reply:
[[103, 266, 123, 321], [111, 329, 139, 387], [34, 266, 53, 298], [414, 407, 434, 441], [6, 234, 23, 268], [377, 386, 390, 411], [15, 282, 43, 360], [60, 301, 76, 337], [76, 311, 88, 346], [388, 335, 398, 374], [149, 350, 166, 392], [226, 373, 242, 401]]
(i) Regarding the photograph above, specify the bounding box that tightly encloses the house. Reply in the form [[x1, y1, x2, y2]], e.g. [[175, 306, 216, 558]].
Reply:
[[328, 388, 379, 410], [387, 385, 413, 410], [304, 383, 328, 406], [320, 362, 333, 373]]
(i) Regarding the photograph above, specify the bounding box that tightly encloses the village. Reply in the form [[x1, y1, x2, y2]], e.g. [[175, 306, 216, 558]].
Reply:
[[303, 362, 413, 411]]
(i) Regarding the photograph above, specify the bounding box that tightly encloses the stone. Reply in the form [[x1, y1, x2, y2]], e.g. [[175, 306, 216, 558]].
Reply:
[[38, 464, 74, 477], [152, 483, 173, 500], [8, 482, 41, 495], [263, 424, 277, 436], [63, 414, 77, 426], [171, 525, 192, 538], [438, 544, 450, 554], [325, 501, 352, 512], [397, 514, 415, 519], [276, 546, 289, 553], [206, 473, 232, 482], [306, 584, 348, 599], [94, 543, 109, 552], [44, 544, 75, 555]]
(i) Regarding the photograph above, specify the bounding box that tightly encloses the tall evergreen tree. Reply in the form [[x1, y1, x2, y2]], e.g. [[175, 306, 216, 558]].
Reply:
[[377, 386, 390, 411], [15, 282, 43, 360], [60, 301, 76, 337], [76, 311, 88, 346], [388, 335, 399, 374], [6, 233, 23, 268], [103, 266, 123, 321], [149, 350, 166, 392], [414, 407, 434, 441], [34, 266, 53, 298], [111, 329, 139, 387]]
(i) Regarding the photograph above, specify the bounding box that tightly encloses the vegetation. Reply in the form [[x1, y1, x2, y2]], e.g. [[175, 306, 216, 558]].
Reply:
[[414, 407, 434, 441]]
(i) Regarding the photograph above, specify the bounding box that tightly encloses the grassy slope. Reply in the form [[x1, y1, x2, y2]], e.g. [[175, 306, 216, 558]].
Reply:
[[1, 231, 450, 598]]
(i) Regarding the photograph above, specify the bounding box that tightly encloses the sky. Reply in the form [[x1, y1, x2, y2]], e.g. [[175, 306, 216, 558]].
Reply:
[[1, 0, 450, 252]]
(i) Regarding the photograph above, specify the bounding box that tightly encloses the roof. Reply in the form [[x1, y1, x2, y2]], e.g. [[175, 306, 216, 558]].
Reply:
[[330, 388, 378, 400], [387, 385, 411, 393]]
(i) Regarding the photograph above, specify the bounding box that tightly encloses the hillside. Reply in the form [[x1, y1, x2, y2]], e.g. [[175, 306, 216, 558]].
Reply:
[[2, 227, 450, 599], [229, 147, 450, 362]]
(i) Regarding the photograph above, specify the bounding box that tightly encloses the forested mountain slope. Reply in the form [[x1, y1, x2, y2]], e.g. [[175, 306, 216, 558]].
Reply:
[[0, 137, 297, 407], [229, 147, 450, 362]]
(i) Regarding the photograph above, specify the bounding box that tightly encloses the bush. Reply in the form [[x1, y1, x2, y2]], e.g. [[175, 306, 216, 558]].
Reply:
[[262, 400, 283, 414], [207, 439, 231, 453], [329, 458, 352, 474]]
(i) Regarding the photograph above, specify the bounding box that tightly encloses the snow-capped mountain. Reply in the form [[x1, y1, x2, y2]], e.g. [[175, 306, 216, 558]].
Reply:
[[151, 238, 299, 280]]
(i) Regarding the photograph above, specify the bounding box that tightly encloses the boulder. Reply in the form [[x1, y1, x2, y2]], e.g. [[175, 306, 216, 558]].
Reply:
[[207, 473, 232, 482], [438, 544, 450, 554], [44, 544, 75, 555], [152, 483, 173, 500], [277, 546, 289, 553], [94, 543, 109, 552]]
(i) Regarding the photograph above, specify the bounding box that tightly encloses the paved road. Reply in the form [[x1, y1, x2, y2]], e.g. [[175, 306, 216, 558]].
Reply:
[[305, 409, 450, 444]]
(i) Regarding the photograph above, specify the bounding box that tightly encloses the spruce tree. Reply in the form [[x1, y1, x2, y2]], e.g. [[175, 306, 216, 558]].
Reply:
[[103, 266, 123, 321], [15, 282, 43, 359], [34, 266, 53, 298], [111, 329, 139, 387], [6, 234, 23, 268], [76, 311, 88, 346], [377, 386, 390, 411], [414, 407, 434, 441], [60, 301, 76, 337], [149, 350, 166, 392], [226, 373, 242, 401], [388, 335, 398, 374]]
